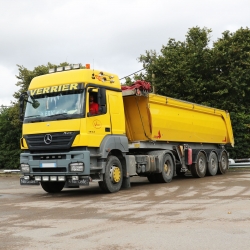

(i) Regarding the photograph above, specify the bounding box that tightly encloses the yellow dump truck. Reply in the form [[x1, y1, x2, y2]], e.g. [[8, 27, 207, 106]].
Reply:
[[19, 64, 234, 193]]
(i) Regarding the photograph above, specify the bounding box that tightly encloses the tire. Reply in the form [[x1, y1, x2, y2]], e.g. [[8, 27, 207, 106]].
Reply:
[[217, 151, 228, 174], [191, 151, 207, 178], [156, 154, 174, 183], [207, 151, 218, 176], [98, 181, 108, 192], [41, 181, 65, 193], [101, 156, 123, 193]]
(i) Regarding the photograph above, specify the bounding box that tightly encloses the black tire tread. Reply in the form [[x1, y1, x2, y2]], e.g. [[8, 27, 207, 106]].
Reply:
[[207, 151, 218, 176], [190, 152, 207, 178]]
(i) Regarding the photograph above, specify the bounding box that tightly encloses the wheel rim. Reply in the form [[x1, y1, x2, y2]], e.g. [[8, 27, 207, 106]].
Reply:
[[198, 156, 206, 172], [211, 157, 216, 171], [221, 155, 227, 170], [110, 166, 121, 183], [164, 162, 170, 174]]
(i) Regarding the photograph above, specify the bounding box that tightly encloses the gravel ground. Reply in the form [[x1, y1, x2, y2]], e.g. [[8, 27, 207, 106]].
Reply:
[[1, 169, 250, 250]]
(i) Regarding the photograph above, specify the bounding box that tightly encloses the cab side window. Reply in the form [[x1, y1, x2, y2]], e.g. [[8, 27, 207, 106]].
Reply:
[[89, 93, 99, 115], [88, 88, 107, 116]]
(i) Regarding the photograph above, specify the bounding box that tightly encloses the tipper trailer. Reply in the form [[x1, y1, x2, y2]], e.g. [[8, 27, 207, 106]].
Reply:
[[19, 64, 234, 193]]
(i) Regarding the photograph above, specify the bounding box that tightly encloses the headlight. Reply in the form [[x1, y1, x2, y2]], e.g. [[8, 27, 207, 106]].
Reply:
[[70, 162, 84, 172], [20, 163, 30, 173]]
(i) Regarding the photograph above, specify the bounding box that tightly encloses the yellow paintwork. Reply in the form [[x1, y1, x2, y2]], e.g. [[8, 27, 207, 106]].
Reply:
[[29, 69, 121, 90], [22, 119, 81, 135], [107, 90, 126, 135], [20, 137, 28, 149], [123, 93, 234, 147]]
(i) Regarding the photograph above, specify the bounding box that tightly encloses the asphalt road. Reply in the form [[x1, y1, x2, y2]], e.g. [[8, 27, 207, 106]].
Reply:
[[1, 170, 250, 250]]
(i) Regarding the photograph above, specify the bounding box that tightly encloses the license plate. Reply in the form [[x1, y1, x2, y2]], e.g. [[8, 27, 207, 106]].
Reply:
[[40, 163, 56, 168], [68, 178, 89, 186], [20, 177, 40, 185]]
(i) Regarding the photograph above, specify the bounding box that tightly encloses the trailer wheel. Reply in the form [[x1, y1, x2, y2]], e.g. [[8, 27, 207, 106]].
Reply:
[[207, 152, 218, 176], [41, 181, 65, 193], [156, 154, 174, 183], [101, 156, 123, 193], [191, 152, 207, 178], [217, 151, 228, 174]]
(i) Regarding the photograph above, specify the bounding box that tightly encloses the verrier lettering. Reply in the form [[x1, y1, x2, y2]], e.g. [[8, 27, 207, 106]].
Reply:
[[43, 87, 50, 93], [70, 83, 78, 90], [51, 86, 58, 92], [36, 88, 43, 94], [62, 84, 69, 91], [30, 83, 81, 96], [30, 89, 37, 95]]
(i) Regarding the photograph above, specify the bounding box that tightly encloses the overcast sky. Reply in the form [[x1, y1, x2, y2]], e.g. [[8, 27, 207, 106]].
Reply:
[[1, 0, 249, 106]]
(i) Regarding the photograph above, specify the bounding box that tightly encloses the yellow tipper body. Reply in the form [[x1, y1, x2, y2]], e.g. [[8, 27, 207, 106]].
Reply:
[[123, 93, 234, 147]]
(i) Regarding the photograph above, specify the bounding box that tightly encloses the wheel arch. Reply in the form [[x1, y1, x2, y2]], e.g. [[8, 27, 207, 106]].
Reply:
[[147, 149, 176, 174], [218, 149, 229, 163], [99, 135, 129, 159], [107, 149, 127, 177]]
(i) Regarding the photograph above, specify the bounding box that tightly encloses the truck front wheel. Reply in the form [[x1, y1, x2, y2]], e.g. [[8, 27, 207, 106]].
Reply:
[[41, 181, 65, 193], [101, 156, 123, 193]]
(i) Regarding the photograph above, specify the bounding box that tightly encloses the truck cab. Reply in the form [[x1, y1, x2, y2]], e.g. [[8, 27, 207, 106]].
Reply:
[[20, 65, 129, 193]]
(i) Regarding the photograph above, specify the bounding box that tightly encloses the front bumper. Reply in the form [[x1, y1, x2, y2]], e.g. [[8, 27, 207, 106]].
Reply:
[[20, 175, 90, 186], [20, 150, 90, 176]]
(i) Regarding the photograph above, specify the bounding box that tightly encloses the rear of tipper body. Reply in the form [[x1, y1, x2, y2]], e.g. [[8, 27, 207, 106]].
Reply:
[[19, 64, 234, 193]]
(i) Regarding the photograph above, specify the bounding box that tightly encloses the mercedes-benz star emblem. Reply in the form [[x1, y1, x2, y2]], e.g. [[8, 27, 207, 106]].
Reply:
[[44, 134, 52, 145]]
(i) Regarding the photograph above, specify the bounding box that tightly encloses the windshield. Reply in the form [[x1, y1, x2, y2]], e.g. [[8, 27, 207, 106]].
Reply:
[[24, 89, 84, 122]]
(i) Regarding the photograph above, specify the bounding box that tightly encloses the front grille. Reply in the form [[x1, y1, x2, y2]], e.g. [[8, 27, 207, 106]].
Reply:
[[33, 168, 66, 173], [24, 131, 79, 151]]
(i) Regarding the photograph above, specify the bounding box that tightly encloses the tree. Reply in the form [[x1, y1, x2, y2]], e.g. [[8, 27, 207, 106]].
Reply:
[[138, 27, 250, 158], [212, 28, 250, 158], [0, 106, 21, 168]]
